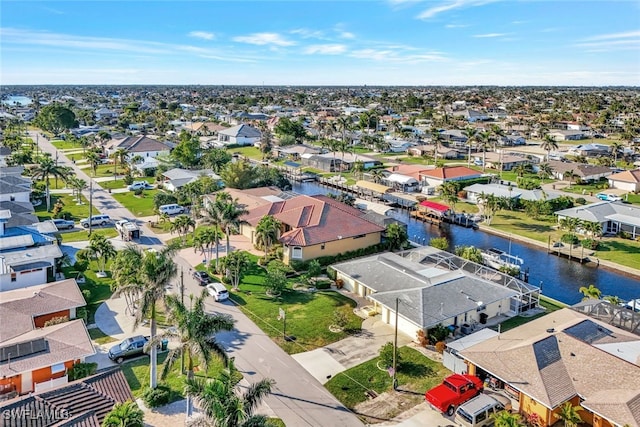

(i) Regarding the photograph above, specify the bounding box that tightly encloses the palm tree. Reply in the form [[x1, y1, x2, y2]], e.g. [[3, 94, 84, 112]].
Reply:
[[171, 214, 196, 245], [537, 163, 554, 180], [31, 156, 68, 211], [155, 290, 235, 417], [579, 284, 602, 300], [218, 197, 249, 255], [541, 134, 559, 162], [462, 127, 478, 167], [102, 400, 144, 427], [68, 176, 88, 204], [554, 401, 583, 427], [112, 245, 144, 316], [604, 295, 623, 306], [136, 247, 178, 389], [221, 250, 250, 291], [352, 160, 365, 180], [86, 233, 116, 277], [111, 148, 129, 180], [563, 169, 578, 186], [85, 150, 101, 176], [201, 198, 226, 270], [385, 223, 408, 251], [430, 127, 444, 163], [477, 130, 492, 172], [370, 168, 385, 184], [193, 227, 221, 266], [439, 181, 459, 214], [254, 215, 281, 259], [336, 115, 352, 147], [610, 141, 623, 165], [184, 358, 274, 427], [582, 220, 602, 239]]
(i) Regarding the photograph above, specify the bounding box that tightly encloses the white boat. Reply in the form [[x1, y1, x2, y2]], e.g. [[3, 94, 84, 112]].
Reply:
[[481, 248, 524, 272]]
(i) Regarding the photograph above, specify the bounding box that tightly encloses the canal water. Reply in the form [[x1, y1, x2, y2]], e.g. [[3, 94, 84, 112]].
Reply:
[[2, 95, 33, 106], [292, 182, 640, 305]]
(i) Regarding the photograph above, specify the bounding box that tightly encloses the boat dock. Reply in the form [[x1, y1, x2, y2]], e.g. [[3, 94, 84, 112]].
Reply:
[[547, 239, 592, 263]]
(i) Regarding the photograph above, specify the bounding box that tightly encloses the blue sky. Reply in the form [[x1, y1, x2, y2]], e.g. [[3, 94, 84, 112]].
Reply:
[[2, 1, 639, 86]]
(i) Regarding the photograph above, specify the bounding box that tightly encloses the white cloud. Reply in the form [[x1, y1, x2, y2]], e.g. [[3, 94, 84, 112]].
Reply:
[[445, 24, 468, 28], [582, 30, 640, 41], [188, 31, 215, 40], [290, 28, 325, 39], [473, 33, 508, 38], [233, 32, 295, 46], [349, 48, 447, 63], [417, 0, 500, 20], [303, 44, 347, 55]]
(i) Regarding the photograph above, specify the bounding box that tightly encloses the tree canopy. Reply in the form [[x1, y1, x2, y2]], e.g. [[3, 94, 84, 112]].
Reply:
[[34, 103, 77, 135]]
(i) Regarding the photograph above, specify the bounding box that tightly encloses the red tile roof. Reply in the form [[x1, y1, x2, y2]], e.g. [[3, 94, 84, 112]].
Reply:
[[244, 194, 384, 246], [420, 166, 481, 180]]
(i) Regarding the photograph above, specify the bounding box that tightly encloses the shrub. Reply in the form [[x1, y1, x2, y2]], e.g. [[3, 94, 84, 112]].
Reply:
[[143, 384, 171, 408], [326, 267, 337, 280], [82, 289, 91, 301], [575, 197, 587, 205], [435, 341, 446, 354], [379, 342, 397, 369], [561, 233, 579, 244], [76, 307, 88, 323], [133, 188, 143, 196], [429, 237, 449, 250], [416, 329, 428, 347], [314, 280, 331, 290], [68, 362, 97, 381], [427, 324, 449, 345], [581, 239, 599, 250], [333, 308, 349, 329], [618, 231, 632, 240], [123, 174, 134, 185], [44, 316, 69, 327]]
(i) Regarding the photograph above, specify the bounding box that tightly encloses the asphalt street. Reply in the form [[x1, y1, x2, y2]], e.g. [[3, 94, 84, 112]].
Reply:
[[32, 131, 364, 426]]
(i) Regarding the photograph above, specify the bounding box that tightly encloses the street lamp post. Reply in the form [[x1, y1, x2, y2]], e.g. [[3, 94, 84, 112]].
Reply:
[[392, 297, 399, 390]]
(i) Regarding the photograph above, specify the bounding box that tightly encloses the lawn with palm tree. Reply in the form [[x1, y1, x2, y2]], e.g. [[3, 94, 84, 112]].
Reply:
[[35, 193, 98, 221], [222, 258, 362, 354], [111, 189, 161, 217]]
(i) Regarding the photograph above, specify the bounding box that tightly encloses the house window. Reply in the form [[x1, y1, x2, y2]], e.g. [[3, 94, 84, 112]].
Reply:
[[352, 234, 366, 239], [51, 363, 66, 374], [320, 244, 325, 250], [10, 273, 16, 282], [292, 247, 302, 259], [10, 196, 15, 202]]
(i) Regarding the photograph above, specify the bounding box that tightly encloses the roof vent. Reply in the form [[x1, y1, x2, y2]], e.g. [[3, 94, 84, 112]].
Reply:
[[546, 328, 555, 333]]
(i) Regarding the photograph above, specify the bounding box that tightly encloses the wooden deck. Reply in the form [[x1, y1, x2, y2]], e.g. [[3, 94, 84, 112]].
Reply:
[[548, 243, 592, 263]]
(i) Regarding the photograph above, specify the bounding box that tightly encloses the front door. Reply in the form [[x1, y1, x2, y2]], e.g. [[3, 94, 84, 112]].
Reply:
[[21, 371, 32, 393]]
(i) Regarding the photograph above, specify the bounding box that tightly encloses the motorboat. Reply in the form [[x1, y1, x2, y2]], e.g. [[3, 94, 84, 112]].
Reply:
[[480, 248, 524, 272]]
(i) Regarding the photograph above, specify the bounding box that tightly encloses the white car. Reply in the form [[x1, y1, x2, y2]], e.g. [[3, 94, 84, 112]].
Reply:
[[596, 193, 623, 202], [128, 181, 154, 191], [206, 282, 229, 302]]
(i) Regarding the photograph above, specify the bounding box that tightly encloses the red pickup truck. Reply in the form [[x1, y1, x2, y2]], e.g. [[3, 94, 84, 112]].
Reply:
[[425, 374, 483, 416]]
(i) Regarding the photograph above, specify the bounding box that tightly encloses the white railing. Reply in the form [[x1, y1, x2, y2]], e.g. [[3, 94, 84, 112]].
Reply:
[[34, 375, 68, 393]]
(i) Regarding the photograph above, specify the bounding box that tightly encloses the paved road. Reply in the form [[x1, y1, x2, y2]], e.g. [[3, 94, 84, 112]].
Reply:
[[32, 132, 364, 427]]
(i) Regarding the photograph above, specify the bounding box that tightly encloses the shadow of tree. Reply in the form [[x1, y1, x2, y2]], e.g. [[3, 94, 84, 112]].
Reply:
[[399, 361, 434, 378]]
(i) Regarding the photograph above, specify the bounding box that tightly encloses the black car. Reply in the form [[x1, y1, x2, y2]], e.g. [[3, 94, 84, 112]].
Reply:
[[193, 270, 212, 286]]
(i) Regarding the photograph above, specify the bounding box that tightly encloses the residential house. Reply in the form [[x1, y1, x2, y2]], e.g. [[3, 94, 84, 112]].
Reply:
[[217, 124, 261, 146], [0, 367, 133, 425], [273, 144, 321, 161], [555, 201, 640, 238], [498, 135, 526, 146], [0, 279, 93, 396], [0, 174, 31, 203], [94, 107, 119, 122], [547, 161, 613, 183], [459, 308, 640, 427], [568, 143, 611, 158], [440, 129, 469, 148], [303, 152, 382, 172], [239, 192, 384, 264], [182, 122, 226, 136], [419, 166, 484, 189], [407, 144, 460, 159], [0, 146, 11, 167], [331, 247, 539, 338], [608, 169, 640, 192], [463, 183, 561, 204], [105, 135, 171, 160], [548, 130, 585, 141], [0, 209, 62, 291], [161, 168, 222, 192], [480, 152, 533, 171]]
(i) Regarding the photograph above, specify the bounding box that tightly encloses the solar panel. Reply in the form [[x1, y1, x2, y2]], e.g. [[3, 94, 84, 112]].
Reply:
[[564, 319, 612, 344], [0, 338, 48, 362], [533, 336, 561, 370]]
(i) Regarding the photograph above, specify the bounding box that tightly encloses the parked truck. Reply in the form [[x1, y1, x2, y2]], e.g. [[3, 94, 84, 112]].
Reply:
[[115, 219, 141, 241], [425, 373, 484, 416]]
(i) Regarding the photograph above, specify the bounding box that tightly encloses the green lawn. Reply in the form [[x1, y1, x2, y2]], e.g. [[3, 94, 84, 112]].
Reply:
[[60, 228, 118, 243], [35, 194, 98, 221], [121, 352, 229, 401], [35, 179, 72, 190], [85, 163, 127, 178], [562, 181, 611, 196], [227, 146, 263, 160], [224, 259, 362, 354], [591, 238, 640, 267], [488, 211, 560, 243], [63, 261, 114, 324], [100, 177, 156, 190], [626, 194, 640, 205], [111, 190, 161, 216], [325, 346, 448, 411], [51, 139, 83, 150], [88, 327, 118, 345], [494, 296, 566, 332]]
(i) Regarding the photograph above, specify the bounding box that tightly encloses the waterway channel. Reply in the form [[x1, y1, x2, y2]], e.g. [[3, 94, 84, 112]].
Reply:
[[291, 181, 640, 305]]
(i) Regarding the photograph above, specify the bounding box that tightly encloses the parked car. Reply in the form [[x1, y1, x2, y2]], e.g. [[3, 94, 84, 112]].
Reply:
[[596, 193, 623, 202], [159, 203, 185, 215], [108, 335, 150, 363], [80, 214, 111, 228], [193, 270, 212, 286], [454, 393, 512, 427], [52, 218, 75, 230], [206, 282, 229, 302], [425, 374, 483, 416], [128, 181, 154, 191]]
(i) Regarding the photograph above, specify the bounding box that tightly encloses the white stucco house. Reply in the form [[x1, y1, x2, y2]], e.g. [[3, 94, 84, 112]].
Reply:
[[217, 124, 261, 146]]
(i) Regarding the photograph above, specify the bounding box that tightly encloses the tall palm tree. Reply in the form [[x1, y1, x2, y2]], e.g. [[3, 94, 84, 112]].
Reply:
[[439, 181, 459, 214], [154, 290, 235, 417], [193, 227, 221, 266], [201, 198, 226, 270], [184, 358, 274, 427], [462, 127, 478, 167], [254, 215, 281, 259], [111, 148, 129, 180], [112, 245, 144, 316], [541, 135, 559, 162], [610, 141, 623, 165], [171, 214, 196, 245], [478, 130, 492, 172], [31, 156, 68, 211], [85, 150, 101, 176], [430, 127, 444, 163], [563, 169, 578, 186], [370, 168, 385, 184], [136, 247, 178, 389], [68, 176, 88, 204], [219, 197, 248, 255], [537, 163, 554, 180]]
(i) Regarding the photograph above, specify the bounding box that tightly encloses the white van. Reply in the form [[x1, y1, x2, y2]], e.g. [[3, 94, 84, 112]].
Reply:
[[454, 394, 512, 427], [158, 204, 185, 215]]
